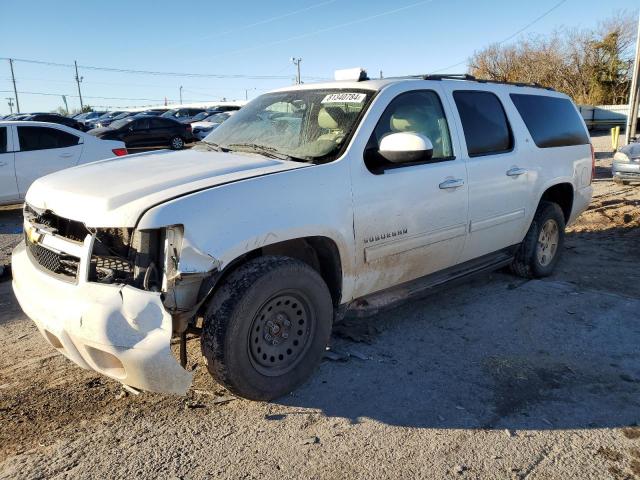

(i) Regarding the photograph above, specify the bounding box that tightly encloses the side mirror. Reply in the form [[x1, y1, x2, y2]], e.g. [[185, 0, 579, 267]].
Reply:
[[378, 132, 433, 163]]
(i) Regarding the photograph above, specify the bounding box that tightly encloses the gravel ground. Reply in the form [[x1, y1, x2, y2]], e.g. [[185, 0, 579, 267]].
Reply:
[[1, 132, 639, 479]]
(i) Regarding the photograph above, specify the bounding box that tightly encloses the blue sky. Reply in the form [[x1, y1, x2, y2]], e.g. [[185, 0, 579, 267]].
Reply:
[[1, 0, 638, 114]]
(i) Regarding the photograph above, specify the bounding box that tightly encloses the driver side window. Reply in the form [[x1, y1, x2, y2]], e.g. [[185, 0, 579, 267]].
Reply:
[[365, 90, 453, 172]]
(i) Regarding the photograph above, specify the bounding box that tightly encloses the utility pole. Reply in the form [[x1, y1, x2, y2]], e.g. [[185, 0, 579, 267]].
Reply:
[[379, 70, 383, 79], [61, 95, 69, 114], [8, 59, 20, 113], [74, 60, 84, 110], [625, 13, 640, 144], [179, 85, 183, 104], [291, 57, 302, 84], [6, 98, 14, 114]]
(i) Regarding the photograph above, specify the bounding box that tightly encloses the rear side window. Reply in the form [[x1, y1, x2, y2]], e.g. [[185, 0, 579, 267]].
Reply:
[[17, 126, 79, 151], [453, 91, 513, 156], [510, 94, 589, 148], [150, 118, 165, 128], [0, 127, 6, 153]]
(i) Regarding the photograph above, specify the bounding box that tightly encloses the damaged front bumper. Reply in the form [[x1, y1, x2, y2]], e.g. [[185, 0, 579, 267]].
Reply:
[[12, 241, 193, 394]]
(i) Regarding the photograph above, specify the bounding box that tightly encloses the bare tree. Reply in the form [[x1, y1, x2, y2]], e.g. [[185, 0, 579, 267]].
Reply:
[[468, 11, 638, 105]]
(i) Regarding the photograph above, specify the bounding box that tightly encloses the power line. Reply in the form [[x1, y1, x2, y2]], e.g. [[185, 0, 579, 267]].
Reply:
[[430, 0, 567, 73], [203, 0, 437, 61], [174, 0, 339, 48], [0, 89, 185, 103], [0, 56, 305, 80]]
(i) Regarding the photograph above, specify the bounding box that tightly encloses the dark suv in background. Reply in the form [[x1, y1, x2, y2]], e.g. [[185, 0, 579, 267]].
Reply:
[[89, 115, 193, 149]]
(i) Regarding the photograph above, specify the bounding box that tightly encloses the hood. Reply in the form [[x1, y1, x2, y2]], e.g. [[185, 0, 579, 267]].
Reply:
[[26, 149, 309, 227]]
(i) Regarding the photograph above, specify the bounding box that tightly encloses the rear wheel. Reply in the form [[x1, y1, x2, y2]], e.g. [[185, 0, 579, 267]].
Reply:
[[510, 201, 565, 278], [201, 256, 333, 401], [169, 135, 185, 150]]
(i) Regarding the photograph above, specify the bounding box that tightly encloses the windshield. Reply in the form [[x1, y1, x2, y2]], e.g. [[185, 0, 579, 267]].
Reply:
[[205, 112, 230, 123], [191, 112, 211, 122], [161, 109, 179, 118], [204, 89, 374, 162], [110, 117, 135, 129]]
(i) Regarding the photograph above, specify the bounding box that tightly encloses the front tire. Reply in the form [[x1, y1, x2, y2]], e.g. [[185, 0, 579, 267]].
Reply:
[[510, 201, 566, 278], [201, 256, 333, 401], [169, 135, 185, 150]]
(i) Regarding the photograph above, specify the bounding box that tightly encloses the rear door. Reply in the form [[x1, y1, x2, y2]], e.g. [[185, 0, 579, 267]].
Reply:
[[0, 125, 18, 204], [14, 125, 82, 197], [150, 117, 171, 144], [442, 86, 534, 262]]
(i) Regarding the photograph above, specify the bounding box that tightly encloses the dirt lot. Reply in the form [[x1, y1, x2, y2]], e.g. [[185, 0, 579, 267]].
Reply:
[[1, 133, 639, 479]]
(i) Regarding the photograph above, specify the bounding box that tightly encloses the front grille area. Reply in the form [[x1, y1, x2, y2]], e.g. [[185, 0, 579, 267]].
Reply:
[[27, 239, 80, 280], [90, 255, 134, 284], [24, 204, 89, 242]]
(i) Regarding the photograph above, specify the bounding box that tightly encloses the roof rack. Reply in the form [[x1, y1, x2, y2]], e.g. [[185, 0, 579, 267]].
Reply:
[[419, 73, 554, 91]]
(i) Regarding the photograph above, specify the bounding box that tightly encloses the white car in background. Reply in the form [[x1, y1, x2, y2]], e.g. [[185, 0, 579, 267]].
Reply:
[[192, 111, 236, 140], [0, 121, 127, 205]]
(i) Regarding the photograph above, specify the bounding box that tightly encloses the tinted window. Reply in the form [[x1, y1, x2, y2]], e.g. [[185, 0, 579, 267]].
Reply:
[[150, 118, 167, 128], [510, 94, 589, 148], [0, 127, 6, 153], [133, 118, 150, 130], [453, 91, 513, 156], [18, 126, 79, 151], [366, 90, 454, 171]]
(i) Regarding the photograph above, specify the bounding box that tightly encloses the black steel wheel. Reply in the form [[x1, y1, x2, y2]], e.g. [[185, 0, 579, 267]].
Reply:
[[248, 292, 314, 376], [201, 256, 333, 401]]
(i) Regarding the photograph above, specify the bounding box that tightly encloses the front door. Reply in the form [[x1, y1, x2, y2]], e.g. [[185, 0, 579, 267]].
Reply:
[[350, 88, 469, 299], [0, 125, 18, 204], [14, 125, 82, 197]]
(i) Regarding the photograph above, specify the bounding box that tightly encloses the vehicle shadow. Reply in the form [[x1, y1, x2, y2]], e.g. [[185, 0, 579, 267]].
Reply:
[[274, 272, 640, 431]]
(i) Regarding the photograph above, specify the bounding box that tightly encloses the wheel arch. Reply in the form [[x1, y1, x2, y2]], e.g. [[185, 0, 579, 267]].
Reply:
[[537, 182, 574, 222], [200, 236, 344, 314]]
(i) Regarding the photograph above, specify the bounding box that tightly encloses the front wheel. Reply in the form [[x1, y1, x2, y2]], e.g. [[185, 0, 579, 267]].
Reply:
[[169, 135, 185, 150], [201, 256, 333, 401], [510, 201, 566, 278]]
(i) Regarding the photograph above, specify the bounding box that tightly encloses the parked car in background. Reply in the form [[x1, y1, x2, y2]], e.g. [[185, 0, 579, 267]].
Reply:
[[161, 107, 207, 123], [613, 140, 640, 184], [77, 111, 106, 128], [6, 113, 37, 121], [135, 109, 169, 117], [192, 111, 236, 140], [89, 115, 192, 149], [0, 121, 127, 205], [84, 111, 124, 130], [94, 111, 138, 128], [23, 113, 85, 132]]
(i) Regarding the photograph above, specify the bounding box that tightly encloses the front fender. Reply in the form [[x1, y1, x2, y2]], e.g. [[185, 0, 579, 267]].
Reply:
[[136, 162, 357, 301]]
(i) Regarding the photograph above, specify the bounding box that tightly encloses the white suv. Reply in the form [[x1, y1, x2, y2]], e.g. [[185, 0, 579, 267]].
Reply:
[[12, 71, 593, 400]]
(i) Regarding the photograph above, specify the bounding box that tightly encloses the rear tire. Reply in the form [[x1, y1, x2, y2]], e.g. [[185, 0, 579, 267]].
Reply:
[[510, 201, 565, 278], [201, 256, 333, 401], [169, 135, 185, 150]]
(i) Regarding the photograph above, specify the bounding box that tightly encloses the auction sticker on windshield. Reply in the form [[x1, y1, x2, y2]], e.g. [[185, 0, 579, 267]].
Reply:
[[322, 93, 367, 103]]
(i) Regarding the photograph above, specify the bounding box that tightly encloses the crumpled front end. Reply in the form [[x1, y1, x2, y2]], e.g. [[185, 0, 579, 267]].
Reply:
[[11, 205, 218, 395]]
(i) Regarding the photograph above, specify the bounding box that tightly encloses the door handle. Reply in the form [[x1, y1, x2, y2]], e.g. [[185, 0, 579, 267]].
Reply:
[[506, 167, 527, 177], [0, 161, 7, 167], [439, 178, 465, 189], [59, 153, 73, 158]]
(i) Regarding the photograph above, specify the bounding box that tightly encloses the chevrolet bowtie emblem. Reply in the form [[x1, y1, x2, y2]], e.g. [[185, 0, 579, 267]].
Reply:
[[26, 226, 42, 244]]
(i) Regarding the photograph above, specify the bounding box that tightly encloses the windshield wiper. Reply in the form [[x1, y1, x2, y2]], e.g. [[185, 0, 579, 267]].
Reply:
[[196, 140, 223, 152], [225, 143, 306, 162]]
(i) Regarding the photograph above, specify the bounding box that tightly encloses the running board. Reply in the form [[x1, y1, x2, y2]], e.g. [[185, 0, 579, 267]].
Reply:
[[345, 249, 515, 318]]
